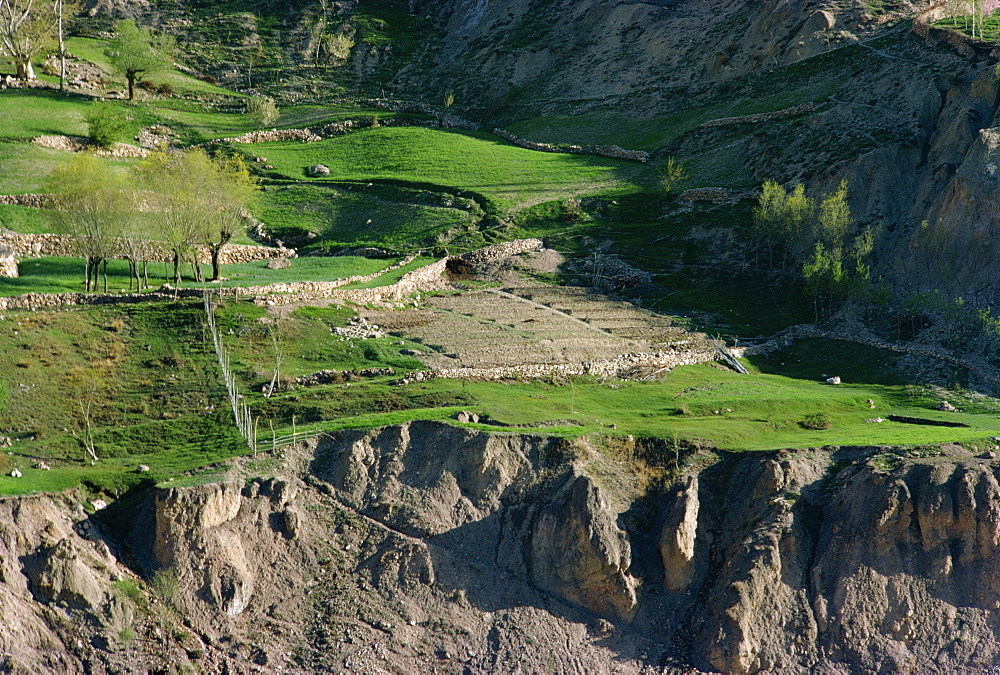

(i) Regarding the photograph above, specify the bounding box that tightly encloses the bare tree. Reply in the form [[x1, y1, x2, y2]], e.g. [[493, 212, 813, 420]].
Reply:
[[0, 0, 56, 80]]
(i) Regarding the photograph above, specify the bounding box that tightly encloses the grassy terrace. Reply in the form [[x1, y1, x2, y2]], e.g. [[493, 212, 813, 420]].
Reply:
[[256, 127, 646, 209], [254, 184, 478, 253], [0, 295, 997, 498], [0, 255, 403, 295]]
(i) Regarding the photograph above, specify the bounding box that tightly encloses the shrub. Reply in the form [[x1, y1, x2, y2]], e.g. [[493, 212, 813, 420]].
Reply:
[[150, 567, 179, 606], [800, 412, 832, 430], [85, 102, 130, 149], [246, 96, 279, 128]]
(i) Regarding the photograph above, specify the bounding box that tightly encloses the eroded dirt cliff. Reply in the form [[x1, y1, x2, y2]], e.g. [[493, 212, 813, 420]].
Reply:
[[5, 424, 1000, 672]]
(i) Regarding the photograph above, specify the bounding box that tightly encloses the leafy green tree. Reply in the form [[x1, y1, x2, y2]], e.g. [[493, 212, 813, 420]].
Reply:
[[751, 180, 813, 265], [0, 0, 56, 80], [140, 149, 256, 285], [84, 101, 130, 148], [105, 19, 175, 101], [203, 152, 256, 281], [139, 150, 210, 285], [246, 96, 279, 128], [816, 180, 851, 250], [658, 157, 689, 194], [47, 154, 130, 292]]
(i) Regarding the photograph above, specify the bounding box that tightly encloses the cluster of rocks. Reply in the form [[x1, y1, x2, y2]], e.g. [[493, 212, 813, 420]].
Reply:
[[676, 187, 748, 204], [332, 317, 383, 340], [289, 366, 395, 388], [218, 128, 322, 144], [0, 74, 23, 89], [362, 98, 481, 130], [31, 135, 149, 158], [0, 244, 17, 278], [0, 194, 46, 208], [492, 129, 650, 163], [697, 102, 816, 129], [135, 125, 180, 149]]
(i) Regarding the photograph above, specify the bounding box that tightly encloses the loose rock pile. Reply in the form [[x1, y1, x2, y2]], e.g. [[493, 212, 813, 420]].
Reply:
[[492, 129, 650, 162]]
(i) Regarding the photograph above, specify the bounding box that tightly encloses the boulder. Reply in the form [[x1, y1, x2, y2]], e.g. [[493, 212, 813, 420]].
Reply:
[[308, 164, 330, 177], [24, 539, 105, 611]]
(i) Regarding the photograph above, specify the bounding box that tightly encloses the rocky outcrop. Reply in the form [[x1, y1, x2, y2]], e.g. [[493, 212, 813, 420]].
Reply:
[[530, 474, 637, 620], [660, 475, 699, 593]]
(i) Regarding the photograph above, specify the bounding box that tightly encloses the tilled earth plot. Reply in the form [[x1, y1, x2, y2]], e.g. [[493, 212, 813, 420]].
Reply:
[[363, 286, 710, 369]]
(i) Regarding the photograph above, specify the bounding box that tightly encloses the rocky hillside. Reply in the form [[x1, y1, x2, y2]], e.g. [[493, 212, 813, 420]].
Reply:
[[5, 422, 1000, 673], [117, 0, 1000, 305]]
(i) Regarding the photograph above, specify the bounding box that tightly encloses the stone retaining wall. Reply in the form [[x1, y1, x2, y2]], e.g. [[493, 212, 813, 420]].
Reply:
[[458, 238, 543, 265], [492, 129, 650, 163], [401, 345, 723, 383], [0, 230, 292, 265], [0, 238, 544, 311], [697, 102, 816, 129], [216, 116, 475, 147]]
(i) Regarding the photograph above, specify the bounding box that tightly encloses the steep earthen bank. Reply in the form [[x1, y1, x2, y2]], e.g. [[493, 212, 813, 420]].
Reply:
[[5, 423, 1000, 672]]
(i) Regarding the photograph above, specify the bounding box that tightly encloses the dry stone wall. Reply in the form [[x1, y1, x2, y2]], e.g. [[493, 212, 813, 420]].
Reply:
[[402, 344, 724, 383], [744, 324, 1000, 387], [216, 116, 477, 147], [0, 246, 17, 278], [696, 102, 816, 129], [0, 239, 544, 312], [0, 230, 292, 265], [0, 194, 46, 208], [492, 129, 650, 163]]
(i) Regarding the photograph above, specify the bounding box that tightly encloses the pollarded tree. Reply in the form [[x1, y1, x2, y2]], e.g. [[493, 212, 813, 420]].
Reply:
[[0, 0, 56, 80], [105, 19, 175, 101], [203, 152, 256, 282], [47, 154, 131, 292], [139, 149, 212, 285], [140, 149, 256, 285]]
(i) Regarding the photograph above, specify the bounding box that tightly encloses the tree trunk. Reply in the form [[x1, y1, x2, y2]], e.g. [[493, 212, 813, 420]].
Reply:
[[127, 74, 136, 101], [210, 245, 223, 282], [102, 259, 108, 293], [58, 0, 66, 93], [172, 251, 181, 286], [143, 260, 149, 289], [15, 58, 35, 81]]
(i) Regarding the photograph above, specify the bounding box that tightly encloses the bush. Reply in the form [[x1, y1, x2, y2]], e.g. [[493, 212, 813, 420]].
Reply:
[[150, 567, 179, 606], [800, 412, 832, 430], [246, 96, 279, 128], [85, 102, 130, 149]]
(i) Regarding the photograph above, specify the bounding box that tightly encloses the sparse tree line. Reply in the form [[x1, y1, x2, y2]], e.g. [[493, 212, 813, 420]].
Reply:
[[751, 179, 879, 321], [47, 149, 256, 292], [941, 0, 1000, 40]]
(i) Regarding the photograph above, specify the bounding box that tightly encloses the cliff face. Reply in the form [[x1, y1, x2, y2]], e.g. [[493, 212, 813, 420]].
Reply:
[[5, 425, 1000, 673]]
